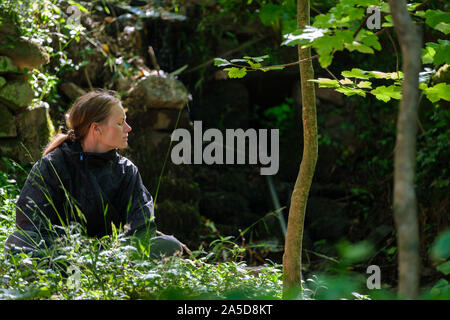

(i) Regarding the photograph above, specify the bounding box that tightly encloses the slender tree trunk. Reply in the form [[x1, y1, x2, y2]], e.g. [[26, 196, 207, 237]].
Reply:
[[387, 0, 422, 299], [282, 0, 317, 299]]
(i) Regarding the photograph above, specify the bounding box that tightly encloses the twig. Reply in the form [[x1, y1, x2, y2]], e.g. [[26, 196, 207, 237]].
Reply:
[[324, 67, 340, 82], [353, 13, 370, 39], [148, 46, 160, 73], [185, 36, 268, 74], [414, 0, 431, 11], [156, 230, 192, 256], [253, 54, 319, 70], [386, 29, 400, 77], [84, 68, 93, 91]]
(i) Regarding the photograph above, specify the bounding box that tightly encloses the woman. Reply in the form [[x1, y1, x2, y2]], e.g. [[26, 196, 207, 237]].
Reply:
[[5, 90, 182, 258]]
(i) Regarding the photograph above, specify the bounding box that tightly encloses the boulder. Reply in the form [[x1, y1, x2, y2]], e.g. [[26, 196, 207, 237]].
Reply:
[[59, 82, 87, 101], [130, 107, 192, 131], [0, 103, 17, 137], [0, 79, 34, 111], [15, 103, 55, 163], [0, 13, 20, 36], [124, 75, 189, 114], [316, 87, 345, 106], [0, 56, 22, 74], [0, 36, 50, 71], [0, 137, 20, 161]]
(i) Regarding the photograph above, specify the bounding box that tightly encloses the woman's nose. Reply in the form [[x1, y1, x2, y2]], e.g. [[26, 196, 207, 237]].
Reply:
[[124, 121, 132, 132]]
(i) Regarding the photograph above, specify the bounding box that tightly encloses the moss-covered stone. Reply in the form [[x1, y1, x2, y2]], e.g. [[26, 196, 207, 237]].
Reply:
[[0, 103, 17, 137], [0, 36, 50, 71], [124, 75, 189, 113], [0, 56, 22, 74], [15, 103, 55, 162], [0, 80, 34, 110]]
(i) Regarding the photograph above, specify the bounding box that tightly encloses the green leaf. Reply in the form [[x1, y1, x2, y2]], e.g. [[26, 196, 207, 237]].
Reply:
[[357, 81, 372, 89], [431, 229, 450, 260], [423, 83, 450, 103], [336, 87, 366, 97], [370, 71, 403, 80], [345, 41, 374, 54], [230, 59, 248, 63], [214, 58, 231, 67], [358, 31, 381, 51], [422, 46, 436, 65], [259, 3, 284, 25], [246, 60, 262, 69], [424, 9, 450, 34], [282, 26, 328, 46], [309, 78, 340, 88], [370, 85, 402, 102], [243, 55, 269, 62], [224, 67, 247, 79], [341, 68, 371, 79], [68, 0, 88, 12], [318, 54, 333, 68], [261, 66, 285, 72], [424, 40, 450, 65], [437, 261, 450, 275]]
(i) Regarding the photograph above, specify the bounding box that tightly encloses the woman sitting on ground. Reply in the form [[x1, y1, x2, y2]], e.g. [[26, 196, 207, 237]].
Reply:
[[5, 89, 183, 259]]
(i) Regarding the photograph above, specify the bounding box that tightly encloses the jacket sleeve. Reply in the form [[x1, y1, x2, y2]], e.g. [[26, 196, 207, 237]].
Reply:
[[120, 164, 156, 236], [15, 158, 62, 235]]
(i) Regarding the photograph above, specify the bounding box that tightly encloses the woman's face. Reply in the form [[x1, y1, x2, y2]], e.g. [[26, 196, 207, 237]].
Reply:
[[97, 103, 132, 150]]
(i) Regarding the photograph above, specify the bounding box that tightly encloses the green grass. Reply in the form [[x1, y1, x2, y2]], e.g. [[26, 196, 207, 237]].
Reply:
[[1, 159, 448, 300]]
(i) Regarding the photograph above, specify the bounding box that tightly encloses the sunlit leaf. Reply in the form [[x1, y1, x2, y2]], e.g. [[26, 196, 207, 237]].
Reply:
[[370, 85, 402, 102], [214, 58, 231, 67], [341, 68, 371, 79], [423, 83, 450, 103], [224, 67, 247, 78]]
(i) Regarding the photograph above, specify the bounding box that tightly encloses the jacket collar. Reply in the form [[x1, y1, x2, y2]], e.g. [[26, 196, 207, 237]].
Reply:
[[61, 139, 118, 167]]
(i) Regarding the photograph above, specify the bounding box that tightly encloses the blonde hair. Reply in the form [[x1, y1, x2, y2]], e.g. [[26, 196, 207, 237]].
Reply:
[[43, 89, 121, 156]]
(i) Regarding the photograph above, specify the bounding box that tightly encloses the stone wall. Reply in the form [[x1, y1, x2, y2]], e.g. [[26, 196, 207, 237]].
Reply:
[[0, 12, 54, 164]]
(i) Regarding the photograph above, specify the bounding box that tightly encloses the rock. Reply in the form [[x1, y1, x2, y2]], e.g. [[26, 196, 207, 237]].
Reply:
[[0, 13, 20, 37], [0, 79, 34, 111], [0, 137, 20, 161], [15, 102, 55, 163], [124, 76, 189, 114], [0, 12, 49, 71], [0, 36, 50, 71], [130, 108, 192, 131], [59, 82, 87, 101], [0, 79, 35, 111], [0, 56, 22, 74], [316, 87, 345, 106], [0, 103, 17, 137]]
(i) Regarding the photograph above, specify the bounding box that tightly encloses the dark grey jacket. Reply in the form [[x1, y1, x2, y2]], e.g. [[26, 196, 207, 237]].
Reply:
[[15, 139, 156, 239]]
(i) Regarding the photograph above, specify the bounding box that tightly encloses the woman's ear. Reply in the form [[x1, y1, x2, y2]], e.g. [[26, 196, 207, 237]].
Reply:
[[92, 123, 102, 135]]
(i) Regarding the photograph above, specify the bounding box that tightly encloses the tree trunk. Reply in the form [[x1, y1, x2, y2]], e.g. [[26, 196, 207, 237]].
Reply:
[[282, 0, 318, 299], [387, 0, 422, 300]]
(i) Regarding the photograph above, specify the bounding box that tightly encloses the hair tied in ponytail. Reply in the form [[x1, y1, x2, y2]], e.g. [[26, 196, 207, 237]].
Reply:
[[67, 129, 77, 142]]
